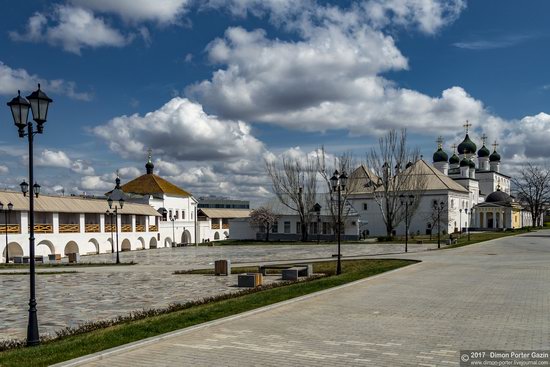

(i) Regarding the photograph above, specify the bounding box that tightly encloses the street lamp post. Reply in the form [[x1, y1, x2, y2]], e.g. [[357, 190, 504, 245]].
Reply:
[[7, 84, 52, 346], [330, 170, 348, 275], [0, 202, 14, 263], [433, 201, 445, 249], [459, 208, 462, 237], [107, 177, 125, 264], [465, 208, 471, 241], [170, 216, 176, 247], [313, 203, 321, 244], [399, 194, 414, 253]]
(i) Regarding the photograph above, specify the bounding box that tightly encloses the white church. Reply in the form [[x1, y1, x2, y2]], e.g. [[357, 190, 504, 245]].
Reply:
[[348, 126, 536, 237]]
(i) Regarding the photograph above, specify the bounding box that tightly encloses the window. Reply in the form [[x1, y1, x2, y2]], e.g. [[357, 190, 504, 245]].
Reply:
[[296, 222, 301, 234], [311, 222, 318, 234], [174, 210, 179, 219], [284, 221, 291, 234], [169, 210, 173, 219], [272, 221, 278, 233], [363, 203, 368, 211], [182, 210, 185, 219], [322, 222, 331, 235], [450, 199, 454, 209]]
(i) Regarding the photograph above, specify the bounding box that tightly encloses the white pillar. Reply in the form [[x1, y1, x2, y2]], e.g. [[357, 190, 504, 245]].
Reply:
[[53, 213, 59, 234], [131, 215, 136, 232], [100, 214, 105, 233], [79, 214, 85, 234]]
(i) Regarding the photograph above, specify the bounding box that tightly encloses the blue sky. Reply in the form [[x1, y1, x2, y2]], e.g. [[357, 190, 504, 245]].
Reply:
[[0, 0, 549, 201]]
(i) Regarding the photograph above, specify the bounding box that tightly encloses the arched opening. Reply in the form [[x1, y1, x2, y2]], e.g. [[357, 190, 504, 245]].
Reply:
[[64, 241, 79, 256], [3, 242, 24, 260], [149, 237, 157, 249], [36, 240, 55, 256], [181, 230, 192, 245], [87, 238, 100, 254], [121, 239, 131, 252], [106, 238, 114, 253], [214, 232, 220, 240], [487, 212, 494, 228], [137, 237, 145, 250], [164, 237, 172, 247]]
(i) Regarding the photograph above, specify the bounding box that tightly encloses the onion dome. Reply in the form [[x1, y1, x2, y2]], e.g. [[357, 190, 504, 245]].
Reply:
[[457, 134, 477, 155], [477, 145, 490, 158], [489, 150, 501, 162], [468, 159, 476, 169], [486, 188, 512, 203], [460, 158, 470, 167], [145, 150, 154, 174], [433, 148, 448, 163], [449, 153, 460, 165]]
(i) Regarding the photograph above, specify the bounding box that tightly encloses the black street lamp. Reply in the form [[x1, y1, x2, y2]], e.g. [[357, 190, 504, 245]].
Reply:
[[465, 208, 471, 241], [433, 201, 445, 248], [330, 170, 348, 275], [170, 216, 176, 247], [107, 176, 125, 264], [0, 202, 14, 263], [399, 194, 414, 253], [459, 208, 462, 237], [7, 84, 52, 347], [312, 203, 321, 244]]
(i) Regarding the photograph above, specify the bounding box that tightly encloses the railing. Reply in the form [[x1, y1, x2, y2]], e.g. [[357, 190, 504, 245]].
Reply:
[[121, 224, 132, 232], [104, 224, 116, 232], [85, 224, 100, 233], [0, 224, 20, 234], [32, 224, 53, 233], [211, 223, 220, 229], [136, 224, 145, 232], [222, 223, 229, 229], [149, 225, 158, 232], [59, 224, 80, 233]]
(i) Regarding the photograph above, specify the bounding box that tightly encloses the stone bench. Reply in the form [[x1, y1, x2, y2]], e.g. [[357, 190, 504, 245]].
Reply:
[[260, 264, 312, 277], [281, 265, 311, 281], [238, 273, 263, 287]]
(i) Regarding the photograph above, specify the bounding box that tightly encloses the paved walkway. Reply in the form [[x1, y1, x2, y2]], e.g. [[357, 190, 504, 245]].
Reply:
[[57, 231, 550, 366], [0, 242, 436, 340]]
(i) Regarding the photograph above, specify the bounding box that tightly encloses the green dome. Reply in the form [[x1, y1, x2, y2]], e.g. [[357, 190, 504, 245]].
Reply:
[[458, 134, 477, 155], [460, 158, 470, 167], [449, 153, 460, 165], [433, 148, 448, 163], [489, 150, 501, 162], [477, 145, 490, 158], [468, 159, 476, 169]]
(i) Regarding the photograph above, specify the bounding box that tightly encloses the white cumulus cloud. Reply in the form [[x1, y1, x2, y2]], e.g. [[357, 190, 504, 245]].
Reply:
[[10, 5, 131, 55]]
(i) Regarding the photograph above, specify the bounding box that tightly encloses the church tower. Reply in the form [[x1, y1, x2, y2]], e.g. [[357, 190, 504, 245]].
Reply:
[[477, 134, 490, 171], [489, 141, 501, 173], [432, 136, 449, 175]]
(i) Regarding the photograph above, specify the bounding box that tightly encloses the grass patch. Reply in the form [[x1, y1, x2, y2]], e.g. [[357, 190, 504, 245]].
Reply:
[[0, 271, 79, 276], [206, 239, 367, 246], [444, 228, 533, 249], [0, 262, 135, 269], [0, 259, 414, 367]]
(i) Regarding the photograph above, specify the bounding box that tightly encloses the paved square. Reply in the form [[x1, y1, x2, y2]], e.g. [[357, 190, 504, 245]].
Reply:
[[58, 231, 550, 366]]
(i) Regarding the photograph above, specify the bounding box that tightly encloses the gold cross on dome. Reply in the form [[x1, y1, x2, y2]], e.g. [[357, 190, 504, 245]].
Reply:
[[451, 143, 458, 153], [147, 148, 152, 162], [463, 120, 472, 134], [115, 169, 120, 178], [492, 140, 499, 151], [481, 133, 488, 146], [436, 136, 444, 149]]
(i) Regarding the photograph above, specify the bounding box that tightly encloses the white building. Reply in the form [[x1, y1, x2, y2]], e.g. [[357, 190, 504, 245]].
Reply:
[[0, 191, 160, 261], [230, 195, 360, 241], [348, 129, 534, 237]]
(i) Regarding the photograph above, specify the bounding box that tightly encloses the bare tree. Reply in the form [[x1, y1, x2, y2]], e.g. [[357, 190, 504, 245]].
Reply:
[[366, 129, 428, 237], [266, 154, 317, 241], [316, 148, 359, 240], [249, 207, 280, 241], [512, 163, 550, 227]]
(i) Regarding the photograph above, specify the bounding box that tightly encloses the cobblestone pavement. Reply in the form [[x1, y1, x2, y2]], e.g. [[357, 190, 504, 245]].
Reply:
[[59, 231, 550, 366], [0, 242, 435, 340]]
